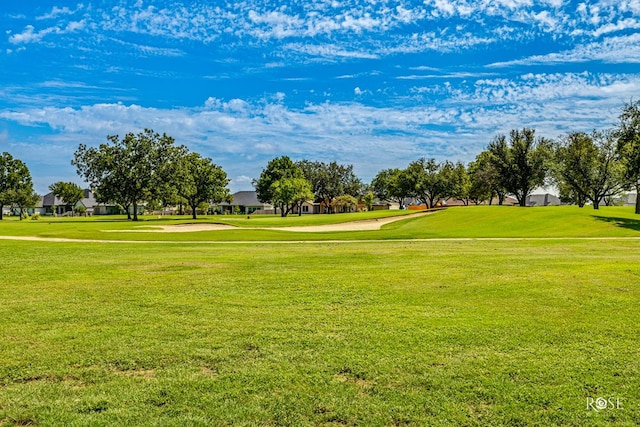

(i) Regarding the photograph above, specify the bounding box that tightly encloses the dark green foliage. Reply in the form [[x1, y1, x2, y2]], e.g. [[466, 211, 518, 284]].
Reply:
[[73, 129, 186, 221], [0, 152, 35, 220], [298, 160, 363, 213], [175, 152, 231, 220], [403, 158, 449, 208], [254, 156, 309, 217], [552, 131, 626, 210], [616, 99, 640, 214], [487, 128, 552, 207]]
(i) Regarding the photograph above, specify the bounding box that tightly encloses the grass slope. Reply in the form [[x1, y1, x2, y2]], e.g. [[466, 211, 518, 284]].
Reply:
[[1, 206, 639, 425]]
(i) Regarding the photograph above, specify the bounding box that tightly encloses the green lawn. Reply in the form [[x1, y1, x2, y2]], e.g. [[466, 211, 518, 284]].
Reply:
[[1, 206, 639, 426], [1, 205, 640, 241]]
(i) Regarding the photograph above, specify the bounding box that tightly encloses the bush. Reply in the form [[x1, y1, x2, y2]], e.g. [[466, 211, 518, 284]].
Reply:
[[31, 212, 40, 220]]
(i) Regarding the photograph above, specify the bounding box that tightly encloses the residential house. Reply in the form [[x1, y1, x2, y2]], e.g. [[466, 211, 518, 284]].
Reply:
[[40, 189, 100, 215], [215, 191, 274, 214]]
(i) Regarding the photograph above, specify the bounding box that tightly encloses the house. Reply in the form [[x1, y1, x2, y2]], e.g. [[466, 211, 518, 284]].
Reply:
[[41, 188, 100, 215], [215, 191, 274, 214]]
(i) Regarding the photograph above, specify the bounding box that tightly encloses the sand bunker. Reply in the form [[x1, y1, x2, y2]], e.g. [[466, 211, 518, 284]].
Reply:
[[110, 211, 433, 233]]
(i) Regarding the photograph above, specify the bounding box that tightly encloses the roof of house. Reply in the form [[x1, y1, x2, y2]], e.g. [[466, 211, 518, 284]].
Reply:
[[41, 188, 98, 209]]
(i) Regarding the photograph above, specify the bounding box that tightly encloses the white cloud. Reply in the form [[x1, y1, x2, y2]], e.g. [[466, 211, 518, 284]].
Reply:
[[488, 33, 640, 67], [9, 25, 58, 44]]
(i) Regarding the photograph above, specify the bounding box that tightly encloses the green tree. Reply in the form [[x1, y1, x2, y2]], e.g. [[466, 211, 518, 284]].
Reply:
[[487, 128, 551, 207], [404, 158, 448, 209], [298, 160, 362, 213], [0, 152, 34, 220], [10, 188, 40, 220], [332, 194, 358, 213], [468, 152, 499, 205], [371, 168, 410, 207], [73, 129, 184, 221], [444, 162, 471, 205], [49, 181, 84, 216], [553, 131, 626, 210], [177, 152, 231, 220], [255, 156, 307, 217], [362, 191, 375, 211], [271, 177, 314, 217], [616, 100, 640, 214]]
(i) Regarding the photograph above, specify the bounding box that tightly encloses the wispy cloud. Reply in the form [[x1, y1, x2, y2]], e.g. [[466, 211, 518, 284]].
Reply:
[[488, 33, 640, 67]]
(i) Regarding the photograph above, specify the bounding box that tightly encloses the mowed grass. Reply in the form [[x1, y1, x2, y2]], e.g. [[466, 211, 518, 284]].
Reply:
[[1, 205, 640, 241], [0, 206, 639, 425]]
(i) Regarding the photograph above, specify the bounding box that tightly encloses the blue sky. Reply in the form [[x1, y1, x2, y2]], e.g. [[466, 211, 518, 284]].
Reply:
[[1, 1, 639, 194]]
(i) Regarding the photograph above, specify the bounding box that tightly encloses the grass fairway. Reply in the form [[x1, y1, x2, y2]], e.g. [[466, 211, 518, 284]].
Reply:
[[1, 206, 639, 426]]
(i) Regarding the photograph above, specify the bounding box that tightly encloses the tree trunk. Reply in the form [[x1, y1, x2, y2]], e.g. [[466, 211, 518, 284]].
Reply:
[[0, 204, 3, 220], [191, 202, 198, 220], [636, 183, 640, 214], [133, 201, 139, 221]]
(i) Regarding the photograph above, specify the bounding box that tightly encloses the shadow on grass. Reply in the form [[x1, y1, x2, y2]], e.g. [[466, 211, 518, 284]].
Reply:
[[592, 215, 640, 232]]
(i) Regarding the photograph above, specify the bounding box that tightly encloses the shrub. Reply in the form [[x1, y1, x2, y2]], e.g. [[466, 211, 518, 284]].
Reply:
[[31, 212, 40, 220]]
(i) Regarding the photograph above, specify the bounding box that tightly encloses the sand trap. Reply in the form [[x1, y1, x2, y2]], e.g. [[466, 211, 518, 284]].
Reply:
[[106, 211, 434, 233], [105, 223, 237, 233]]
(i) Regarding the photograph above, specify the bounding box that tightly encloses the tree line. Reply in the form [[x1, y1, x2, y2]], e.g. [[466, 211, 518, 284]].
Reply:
[[1, 100, 640, 220], [255, 100, 640, 215]]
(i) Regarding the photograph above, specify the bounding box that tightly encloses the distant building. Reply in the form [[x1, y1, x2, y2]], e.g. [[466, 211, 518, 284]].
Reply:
[[526, 193, 562, 206], [215, 191, 274, 214]]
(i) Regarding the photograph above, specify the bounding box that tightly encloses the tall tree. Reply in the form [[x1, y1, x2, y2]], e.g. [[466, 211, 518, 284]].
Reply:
[[177, 152, 231, 220], [0, 152, 34, 220], [616, 100, 640, 214], [49, 181, 84, 216], [553, 131, 626, 210], [487, 128, 551, 207], [73, 129, 184, 221]]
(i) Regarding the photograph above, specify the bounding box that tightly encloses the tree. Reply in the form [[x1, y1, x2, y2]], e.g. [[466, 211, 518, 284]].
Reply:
[[487, 128, 551, 207], [0, 152, 34, 220], [254, 156, 308, 217], [403, 158, 447, 209], [371, 168, 411, 207], [616, 100, 640, 214], [468, 152, 500, 205], [332, 194, 358, 213], [362, 191, 375, 211], [271, 177, 313, 217], [298, 160, 362, 213], [49, 181, 84, 216], [553, 131, 626, 210], [73, 129, 184, 221], [10, 188, 40, 220], [446, 162, 471, 205], [176, 152, 231, 220]]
